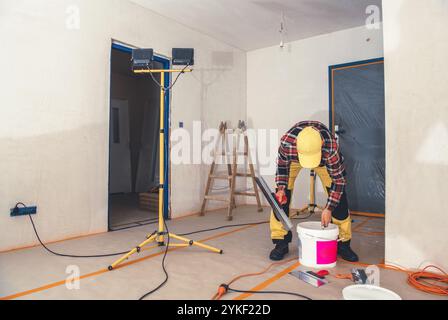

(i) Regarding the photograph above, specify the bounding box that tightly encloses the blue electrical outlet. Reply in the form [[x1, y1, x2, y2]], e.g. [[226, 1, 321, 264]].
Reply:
[[11, 206, 37, 217]]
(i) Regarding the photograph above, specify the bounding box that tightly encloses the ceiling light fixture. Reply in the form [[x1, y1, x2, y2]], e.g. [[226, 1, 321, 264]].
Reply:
[[279, 11, 286, 49]]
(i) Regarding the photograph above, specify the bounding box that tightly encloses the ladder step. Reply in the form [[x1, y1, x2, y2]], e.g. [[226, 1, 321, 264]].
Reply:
[[234, 192, 257, 197], [205, 196, 230, 202], [236, 173, 252, 177], [210, 175, 232, 180], [215, 152, 248, 157]]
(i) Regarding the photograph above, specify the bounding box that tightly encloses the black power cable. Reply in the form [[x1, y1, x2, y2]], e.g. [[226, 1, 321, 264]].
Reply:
[[28, 214, 135, 258], [146, 63, 190, 94], [178, 221, 269, 237], [227, 287, 312, 301], [16, 203, 151, 259], [137, 221, 274, 299], [22, 199, 269, 259], [138, 221, 275, 300], [139, 220, 171, 300], [19, 202, 312, 300], [293, 211, 316, 220]]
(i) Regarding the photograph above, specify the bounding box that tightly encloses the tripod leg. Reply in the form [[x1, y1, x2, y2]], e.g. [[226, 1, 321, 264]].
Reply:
[[108, 234, 158, 271], [169, 233, 223, 254], [309, 170, 317, 212]]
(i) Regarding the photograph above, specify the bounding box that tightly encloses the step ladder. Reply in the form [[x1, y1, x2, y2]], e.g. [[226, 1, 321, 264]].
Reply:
[[201, 121, 263, 221]]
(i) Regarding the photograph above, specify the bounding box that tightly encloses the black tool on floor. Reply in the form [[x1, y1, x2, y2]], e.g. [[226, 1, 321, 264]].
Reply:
[[351, 268, 369, 284]]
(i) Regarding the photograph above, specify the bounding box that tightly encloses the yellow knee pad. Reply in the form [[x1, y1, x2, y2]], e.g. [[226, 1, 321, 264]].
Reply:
[[332, 217, 352, 242], [270, 212, 289, 240]]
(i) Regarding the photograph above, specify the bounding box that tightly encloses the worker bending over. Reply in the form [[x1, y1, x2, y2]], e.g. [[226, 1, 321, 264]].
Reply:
[[270, 121, 359, 262]]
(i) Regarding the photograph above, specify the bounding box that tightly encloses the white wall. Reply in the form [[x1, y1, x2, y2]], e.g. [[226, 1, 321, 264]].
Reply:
[[0, 0, 246, 252], [383, 0, 448, 270], [247, 25, 383, 209]]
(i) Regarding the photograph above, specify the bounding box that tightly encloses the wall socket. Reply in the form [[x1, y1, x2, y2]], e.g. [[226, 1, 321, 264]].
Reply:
[[11, 206, 37, 217]]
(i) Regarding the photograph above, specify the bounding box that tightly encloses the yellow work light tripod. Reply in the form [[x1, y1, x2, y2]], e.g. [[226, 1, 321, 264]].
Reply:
[[295, 170, 325, 217], [108, 68, 223, 271]]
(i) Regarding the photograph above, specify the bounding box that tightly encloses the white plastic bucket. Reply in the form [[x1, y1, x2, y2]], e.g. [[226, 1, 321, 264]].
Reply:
[[343, 285, 402, 300], [297, 222, 339, 269]]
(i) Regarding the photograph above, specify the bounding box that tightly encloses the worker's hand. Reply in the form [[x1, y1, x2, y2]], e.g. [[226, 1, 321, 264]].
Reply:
[[321, 208, 332, 228], [275, 187, 288, 206]]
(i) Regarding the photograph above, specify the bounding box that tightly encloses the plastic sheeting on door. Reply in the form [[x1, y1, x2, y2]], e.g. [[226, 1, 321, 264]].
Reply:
[[333, 62, 385, 214]]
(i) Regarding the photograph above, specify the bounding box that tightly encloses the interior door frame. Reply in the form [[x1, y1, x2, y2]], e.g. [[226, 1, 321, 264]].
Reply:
[[329, 58, 384, 133], [328, 57, 385, 218], [108, 42, 172, 230]]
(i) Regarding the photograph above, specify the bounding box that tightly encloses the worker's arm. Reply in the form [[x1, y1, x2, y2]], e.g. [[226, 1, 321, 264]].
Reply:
[[275, 142, 290, 205], [325, 148, 347, 212]]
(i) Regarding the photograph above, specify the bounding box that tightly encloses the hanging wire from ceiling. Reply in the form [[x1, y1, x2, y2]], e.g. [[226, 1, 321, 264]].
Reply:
[[279, 11, 286, 49]]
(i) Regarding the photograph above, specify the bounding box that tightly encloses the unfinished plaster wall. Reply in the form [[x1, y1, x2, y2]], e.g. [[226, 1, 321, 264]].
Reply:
[[0, 0, 246, 252], [247, 25, 383, 209], [383, 0, 448, 269]]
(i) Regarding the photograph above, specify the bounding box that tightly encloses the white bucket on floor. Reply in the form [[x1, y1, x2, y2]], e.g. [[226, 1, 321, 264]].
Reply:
[[343, 285, 402, 300], [297, 222, 339, 269]]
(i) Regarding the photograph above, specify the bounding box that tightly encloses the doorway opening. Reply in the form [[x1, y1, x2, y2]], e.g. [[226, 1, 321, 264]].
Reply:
[[108, 43, 164, 231]]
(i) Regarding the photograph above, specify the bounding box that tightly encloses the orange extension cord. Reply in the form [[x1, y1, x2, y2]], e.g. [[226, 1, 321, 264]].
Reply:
[[212, 258, 298, 300], [407, 265, 448, 296]]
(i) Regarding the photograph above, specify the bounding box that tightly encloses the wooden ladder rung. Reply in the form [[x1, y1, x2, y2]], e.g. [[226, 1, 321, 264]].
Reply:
[[234, 192, 257, 197], [215, 152, 248, 157], [210, 175, 232, 180], [236, 173, 251, 177], [204, 196, 230, 202]]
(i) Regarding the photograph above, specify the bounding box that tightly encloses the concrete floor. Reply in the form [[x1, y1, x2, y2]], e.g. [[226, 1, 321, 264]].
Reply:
[[109, 194, 157, 231], [0, 207, 446, 300]]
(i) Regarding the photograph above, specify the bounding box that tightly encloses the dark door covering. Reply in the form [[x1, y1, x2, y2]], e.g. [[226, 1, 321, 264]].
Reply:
[[332, 61, 385, 214]]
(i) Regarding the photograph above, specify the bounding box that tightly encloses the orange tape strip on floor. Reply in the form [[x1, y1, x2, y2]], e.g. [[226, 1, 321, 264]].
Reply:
[[0, 224, 260, 300], [233, 262, 301, 300], [352, 217, 385, 236], [352, 217, 373, 232], [351, 211, 385, 218], [354, 231, 385, 236]]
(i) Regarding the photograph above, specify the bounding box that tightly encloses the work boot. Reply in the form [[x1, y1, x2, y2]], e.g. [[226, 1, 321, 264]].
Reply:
[[338, 240, 359, 262], [269, 243, 289, 261]]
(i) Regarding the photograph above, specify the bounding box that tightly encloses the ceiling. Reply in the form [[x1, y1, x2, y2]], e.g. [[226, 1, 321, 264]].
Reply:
[[128, 0, 382, 51]]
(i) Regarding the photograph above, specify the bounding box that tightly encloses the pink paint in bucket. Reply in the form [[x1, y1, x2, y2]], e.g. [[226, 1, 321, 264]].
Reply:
[[297, 222, 340, 269]]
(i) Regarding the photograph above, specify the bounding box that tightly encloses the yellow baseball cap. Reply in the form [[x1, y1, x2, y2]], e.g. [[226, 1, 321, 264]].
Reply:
[[297, 127, 323, 169]]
